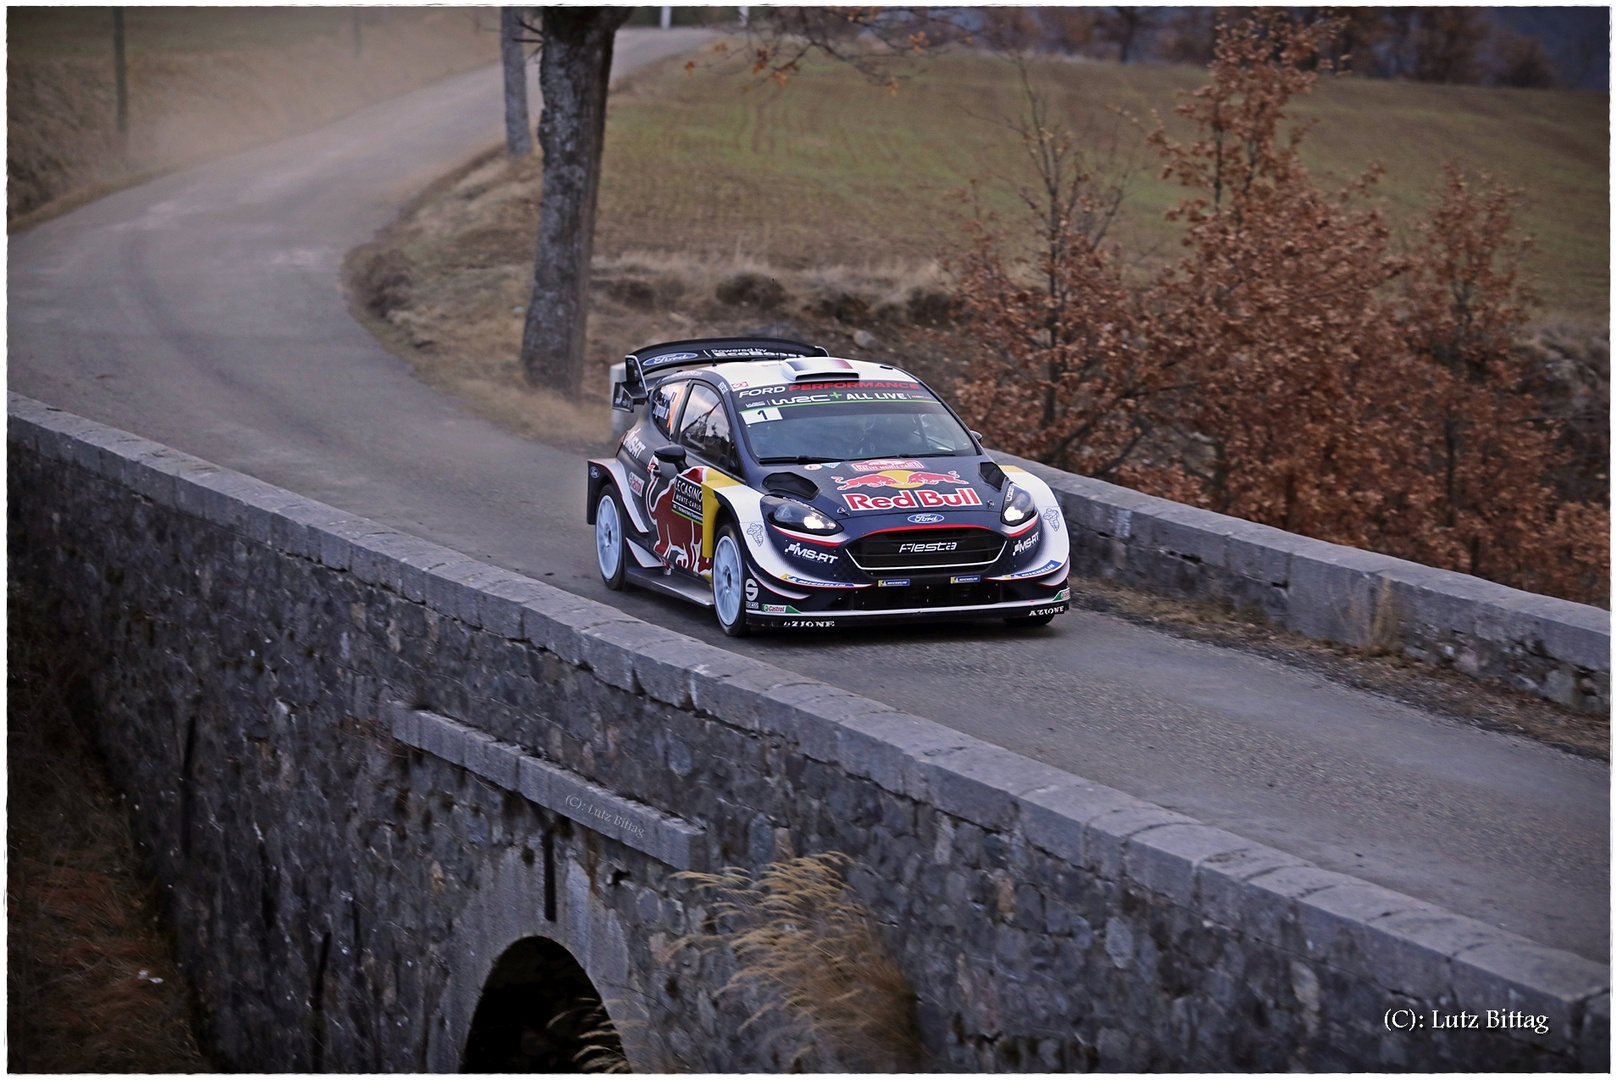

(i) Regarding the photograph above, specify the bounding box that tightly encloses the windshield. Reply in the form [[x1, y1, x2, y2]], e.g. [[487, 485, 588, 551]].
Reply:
[[732, 379, 977, 462]]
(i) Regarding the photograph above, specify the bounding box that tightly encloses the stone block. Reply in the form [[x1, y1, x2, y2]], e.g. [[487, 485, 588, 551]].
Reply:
[[1123, 824, 1255, 908], [1192, 846, 1310, 938], [1579, 992, 1609, 1071], [581, 619, 686, 696], [1083, 804, 1200, 881], [1359, 906, 1504, 1002], [384, 701, 421, 748], [520, 594, 635, 668], [912, 741, 1071, 832], [684, 654, 797, 733], [628, 636, 715, 710], [476, 576, 557, 641], [1451, 938, 1608, 1046], [832, 710, 957, 795], [1295, 882, 1430, 967], [518, 754, 553, 807], [1018, 780, 1140, 865], [754, 680, 857, 754]]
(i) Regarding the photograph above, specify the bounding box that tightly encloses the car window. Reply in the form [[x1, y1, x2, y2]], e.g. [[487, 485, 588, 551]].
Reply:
[[677, 382, 737, 470], [734, 379, 976, 461], [648, 379, 689, 439]]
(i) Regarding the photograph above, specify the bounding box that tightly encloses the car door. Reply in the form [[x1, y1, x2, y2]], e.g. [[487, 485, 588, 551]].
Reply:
[[647, 380, 738, 575]]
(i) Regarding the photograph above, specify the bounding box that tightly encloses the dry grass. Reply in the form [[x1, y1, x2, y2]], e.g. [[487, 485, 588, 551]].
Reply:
[[7, 588, 212, 1071], [343, 142, 969, 450], [675, 852, 919, 1072], [8, 7, 500, 223]]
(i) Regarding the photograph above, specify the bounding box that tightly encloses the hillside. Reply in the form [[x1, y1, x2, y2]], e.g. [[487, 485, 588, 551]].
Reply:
[[592, 50, 1606, 323]]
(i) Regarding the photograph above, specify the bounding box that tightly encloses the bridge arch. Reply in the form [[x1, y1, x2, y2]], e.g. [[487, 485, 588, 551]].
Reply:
[[460, 936, 622, 1071], [436, 839, 654, 1072]]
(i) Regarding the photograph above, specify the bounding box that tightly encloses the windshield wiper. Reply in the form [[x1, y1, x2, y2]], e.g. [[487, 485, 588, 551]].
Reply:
[[756, 455, 843, 464]]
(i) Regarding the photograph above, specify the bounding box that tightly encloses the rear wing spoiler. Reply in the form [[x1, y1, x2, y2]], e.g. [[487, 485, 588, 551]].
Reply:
[[612, 337, 828, 411]]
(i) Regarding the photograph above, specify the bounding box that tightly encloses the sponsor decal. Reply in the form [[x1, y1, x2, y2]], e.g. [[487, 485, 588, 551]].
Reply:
[[832, 468, 965, 492], [992, 558, 1064, 582], [745, 523, 767, 546], [1043, 507, 1063, 532], [781, 619, 836, 628], [844, 488, 984, 512], [629, 474, 645, 497], [908, 513, 946, 524], [1028, 605, 1066, 617], [736, 380, 921, 399], [658, 351, 700, 362], [746, 602, 760, 610], [779, 573, 864, 588], [740, 407, 782, 425], [671, 476, 703, 523], [851, 458, 923, 472], [1013, 530, 1040, 557], [898, 541, 958, 554], [1054, 587, 1071, 602], [744, 578, 759, 602], [729, 380, 750, 389], [879, 578, 911, 587], [762, 603, 790, 615], [710, 347, 776, 357], [784, 541, 839, 565], [951, 574, 981, 584], [622, 429, 648, 457]]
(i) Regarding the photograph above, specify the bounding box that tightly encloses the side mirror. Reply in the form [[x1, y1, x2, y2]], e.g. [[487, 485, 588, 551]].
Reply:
[[654, 444, 687, 478]]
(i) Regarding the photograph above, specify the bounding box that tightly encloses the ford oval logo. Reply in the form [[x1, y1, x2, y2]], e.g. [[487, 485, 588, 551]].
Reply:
[[907, 513, 946, 524], [661, 351, 699, 362]]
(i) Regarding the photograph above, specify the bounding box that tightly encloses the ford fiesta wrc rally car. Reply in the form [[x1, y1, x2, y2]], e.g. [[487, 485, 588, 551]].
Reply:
[[585, 337, 1071, 636]]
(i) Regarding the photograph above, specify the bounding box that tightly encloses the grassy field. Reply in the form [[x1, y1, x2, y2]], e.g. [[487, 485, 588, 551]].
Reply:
[[598, 49, 1607, 323]]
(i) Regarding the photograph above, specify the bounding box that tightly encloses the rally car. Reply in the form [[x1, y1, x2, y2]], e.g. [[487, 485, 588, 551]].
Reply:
[[586, 337, 1070, 636]]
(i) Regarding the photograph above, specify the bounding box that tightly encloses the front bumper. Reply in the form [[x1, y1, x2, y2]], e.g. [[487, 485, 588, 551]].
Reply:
[[746, 577, 1070, 629]]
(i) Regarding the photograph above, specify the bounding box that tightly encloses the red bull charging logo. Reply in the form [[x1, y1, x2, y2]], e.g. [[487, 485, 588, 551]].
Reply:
[[832, 468, 966, 491]]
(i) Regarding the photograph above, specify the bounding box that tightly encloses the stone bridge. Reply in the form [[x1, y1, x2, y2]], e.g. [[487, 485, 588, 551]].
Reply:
[[8, 395, 1607, 1072]]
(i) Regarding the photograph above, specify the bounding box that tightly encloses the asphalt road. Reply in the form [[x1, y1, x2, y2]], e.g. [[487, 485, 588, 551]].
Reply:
[[8, 32, 1608, 963]]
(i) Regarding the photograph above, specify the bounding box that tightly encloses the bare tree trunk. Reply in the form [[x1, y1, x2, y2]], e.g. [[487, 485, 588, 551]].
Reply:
[[112, 8, 128, 158], [501, 7, 532, 157], [520, 7, 628, 396]]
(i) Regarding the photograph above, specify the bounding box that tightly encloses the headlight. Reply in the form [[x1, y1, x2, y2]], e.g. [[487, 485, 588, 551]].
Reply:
[[1000, 484, 1037, 527], [763, 496, 843, 535]]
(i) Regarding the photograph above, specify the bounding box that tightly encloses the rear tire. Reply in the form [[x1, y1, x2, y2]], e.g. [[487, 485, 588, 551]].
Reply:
[[595, 489, 629, 590], [712, 524, 750, 638], [1004, 612, 1055, 628]]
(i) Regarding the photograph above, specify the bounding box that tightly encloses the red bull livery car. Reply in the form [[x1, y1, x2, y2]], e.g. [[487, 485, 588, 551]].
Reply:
[[586, 337, 1071, 636]]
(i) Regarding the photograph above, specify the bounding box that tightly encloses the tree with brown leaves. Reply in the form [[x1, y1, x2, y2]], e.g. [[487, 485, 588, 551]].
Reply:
[[954, 12, 1607, 604]]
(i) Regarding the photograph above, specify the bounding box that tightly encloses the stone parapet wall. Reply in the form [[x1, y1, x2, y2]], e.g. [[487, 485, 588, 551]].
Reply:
[[9, 393, 1607, 1071], [996, 454, 1610, 714]]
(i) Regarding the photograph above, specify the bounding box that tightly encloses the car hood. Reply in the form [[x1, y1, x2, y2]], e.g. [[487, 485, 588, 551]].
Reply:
[[758, 457, 1001, 526]]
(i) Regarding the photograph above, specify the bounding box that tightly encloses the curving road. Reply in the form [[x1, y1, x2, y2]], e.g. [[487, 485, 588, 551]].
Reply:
[[8, 32, 1607, 963]]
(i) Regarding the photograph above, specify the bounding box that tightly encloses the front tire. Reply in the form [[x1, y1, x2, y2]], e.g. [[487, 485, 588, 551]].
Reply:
[[595, 489, 629, 590], [711, 524, 750, 638]]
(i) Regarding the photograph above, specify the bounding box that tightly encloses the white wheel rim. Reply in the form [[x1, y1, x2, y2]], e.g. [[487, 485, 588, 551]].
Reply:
[[713, 535, 744, 626], [596, 494, 622, 580]]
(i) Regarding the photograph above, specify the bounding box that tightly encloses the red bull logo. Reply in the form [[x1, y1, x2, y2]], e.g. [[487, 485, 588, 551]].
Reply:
[[832, 468, 967, 491], [843, 488, 984, 512]]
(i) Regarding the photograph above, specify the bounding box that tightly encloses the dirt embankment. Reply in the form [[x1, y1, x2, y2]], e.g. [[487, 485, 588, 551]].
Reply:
[[8, 8, 500, 225], [7, 588, 214, 1071]]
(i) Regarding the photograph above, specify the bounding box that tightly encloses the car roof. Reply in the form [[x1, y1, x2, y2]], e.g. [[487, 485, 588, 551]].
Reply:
[[698, 355, 922, 392]]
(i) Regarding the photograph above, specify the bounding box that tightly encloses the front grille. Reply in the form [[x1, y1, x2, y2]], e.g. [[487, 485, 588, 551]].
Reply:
[[848, 580, 1005, 611], [846, 527, 1004, 572]]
